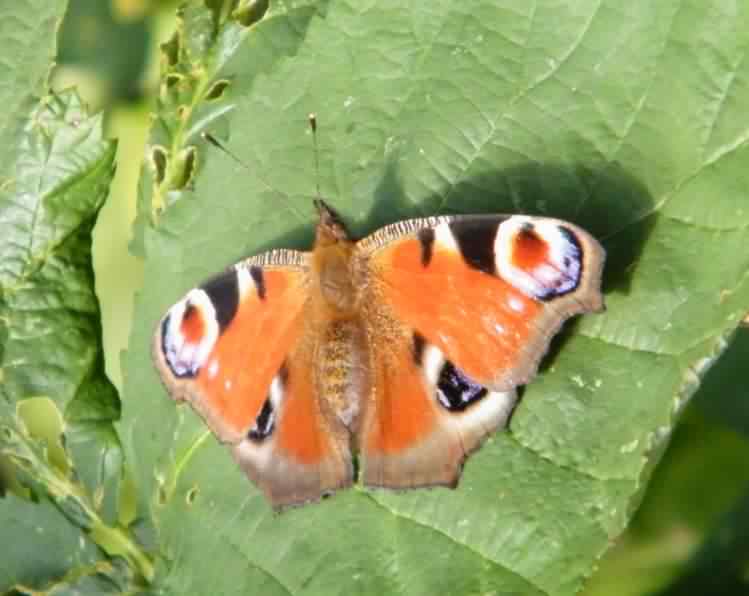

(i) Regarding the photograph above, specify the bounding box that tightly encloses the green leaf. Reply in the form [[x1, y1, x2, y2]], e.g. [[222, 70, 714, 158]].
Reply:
[[0, 86, 122, 495], [122, 1, 749, 595], [0, 0, 122, 527], [0, 1, 153, 590], [0, 493, 99, 591], [0, 0, 66, 172], [128, 0, 321, 256], [581, 331, 749, 596], [0, 88, 155, 590]]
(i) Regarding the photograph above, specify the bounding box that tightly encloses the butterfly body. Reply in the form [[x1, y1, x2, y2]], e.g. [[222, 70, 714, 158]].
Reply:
[[154, 200, 605, 509]]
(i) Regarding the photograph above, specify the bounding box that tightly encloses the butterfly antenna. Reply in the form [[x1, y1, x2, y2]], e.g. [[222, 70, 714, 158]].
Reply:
[[309, 113, 321, 199], [201, 131, 303, 211], [202, 132, 245, 166]]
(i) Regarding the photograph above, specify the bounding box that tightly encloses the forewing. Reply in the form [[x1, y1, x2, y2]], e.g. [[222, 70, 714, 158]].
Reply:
[[357, 215, 604, 391]]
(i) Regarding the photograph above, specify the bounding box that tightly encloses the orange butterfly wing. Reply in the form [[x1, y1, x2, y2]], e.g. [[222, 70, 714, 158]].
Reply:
[[153, 249, 353, 508], [356, 215, 604, 488], [232, 335, 353, 508], [359, 324, 517, 488]]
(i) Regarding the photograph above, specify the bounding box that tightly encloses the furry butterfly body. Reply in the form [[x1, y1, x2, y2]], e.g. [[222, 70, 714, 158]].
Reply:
[[154, 200, 605, 509]]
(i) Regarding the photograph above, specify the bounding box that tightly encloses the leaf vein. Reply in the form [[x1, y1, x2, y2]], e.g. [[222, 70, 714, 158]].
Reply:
[[362, 492, 550, 596]]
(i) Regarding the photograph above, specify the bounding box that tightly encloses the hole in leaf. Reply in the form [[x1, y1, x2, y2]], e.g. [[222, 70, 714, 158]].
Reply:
[[151, 146, 168, 185], [165, 73, 183, 89], [205, 79, 230, 101], [186, 485, 199, 505], [161, 31, 180, 66], [173, 146, 197, 189], [234, 0, 269, 26], [17, 398, 69, 476]]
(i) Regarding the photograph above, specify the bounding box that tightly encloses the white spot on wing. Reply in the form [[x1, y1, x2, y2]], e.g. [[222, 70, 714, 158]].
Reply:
[[269, 375, 284, 408], [434, 222, 459, 253], [422, 344, 445, 386], [236, 265, 254, 299], [208, 359, 219, 379], [495, 217, 540, 297], [508, 296, 525, 312], [225, 379, 233, 391]]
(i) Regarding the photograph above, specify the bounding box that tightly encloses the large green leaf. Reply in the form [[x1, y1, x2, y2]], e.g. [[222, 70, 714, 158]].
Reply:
[[0, 0, 65, 173], [0, 493, 100, 591], [0, 86, 153, 591], [581, 329, 749, 596], [122, 1, 749, 594], [0, 1, 153, 592]]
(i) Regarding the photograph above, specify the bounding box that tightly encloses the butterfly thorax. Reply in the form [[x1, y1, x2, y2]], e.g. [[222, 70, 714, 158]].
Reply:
[[313, 200, 359, 315], [313, 241, 357, 314]]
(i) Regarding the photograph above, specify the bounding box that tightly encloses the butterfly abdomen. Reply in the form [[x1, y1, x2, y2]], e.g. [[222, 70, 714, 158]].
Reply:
[[315, 317, 369, 435]]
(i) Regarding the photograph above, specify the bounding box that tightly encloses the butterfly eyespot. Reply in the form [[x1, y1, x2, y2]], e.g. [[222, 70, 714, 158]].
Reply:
[[436, 361, 488, 412], [495, 218, 585, 301], [160, 289, 221, 378], [415, 337, 491, 412]]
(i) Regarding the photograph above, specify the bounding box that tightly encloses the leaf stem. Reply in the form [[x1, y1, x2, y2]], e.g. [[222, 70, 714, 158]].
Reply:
[[2, 418, 155, 583]]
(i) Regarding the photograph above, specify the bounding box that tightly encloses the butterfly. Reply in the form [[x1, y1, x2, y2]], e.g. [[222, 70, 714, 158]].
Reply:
[[153, 199, 605, 509]]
